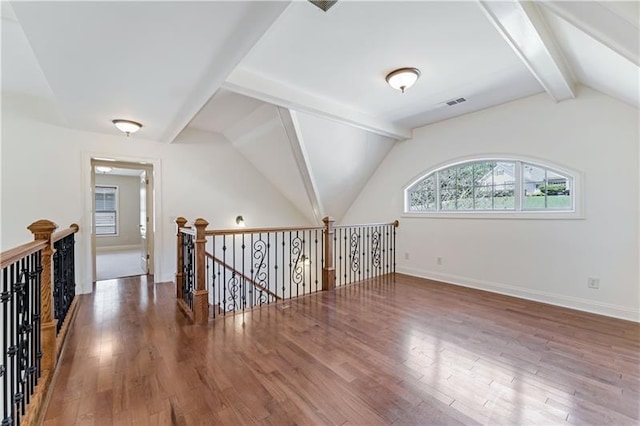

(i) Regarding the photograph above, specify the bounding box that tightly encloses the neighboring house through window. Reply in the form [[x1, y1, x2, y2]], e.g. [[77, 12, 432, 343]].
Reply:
[[95, 185, 118, 235], [405, 158, 576, 215]]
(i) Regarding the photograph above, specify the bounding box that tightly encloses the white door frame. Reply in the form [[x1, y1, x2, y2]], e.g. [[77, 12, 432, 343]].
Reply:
[[82, 152, 163, 290]]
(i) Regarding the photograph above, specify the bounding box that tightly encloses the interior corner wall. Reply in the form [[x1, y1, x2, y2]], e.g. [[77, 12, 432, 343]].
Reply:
[[95, 174, 142, 249], [1, 111, 311, 294], [342, 86, 640, 321]]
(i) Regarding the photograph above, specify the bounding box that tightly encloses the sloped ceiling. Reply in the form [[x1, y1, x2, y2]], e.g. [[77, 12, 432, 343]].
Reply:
[[7, 1, 289, 142], [292, 111, 395, 222], [3, 1, 638, 226]]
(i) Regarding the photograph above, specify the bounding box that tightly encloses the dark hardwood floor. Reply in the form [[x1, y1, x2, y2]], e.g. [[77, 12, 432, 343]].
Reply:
[[43, 274, 639, 425]]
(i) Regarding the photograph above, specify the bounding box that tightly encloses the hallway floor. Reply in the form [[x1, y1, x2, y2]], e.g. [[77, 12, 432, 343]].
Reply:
[[96, 249, 146, 281], [43, 275, 639, 425]]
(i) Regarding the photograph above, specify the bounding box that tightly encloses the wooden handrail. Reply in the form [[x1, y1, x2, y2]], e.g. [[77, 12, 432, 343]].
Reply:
[[206, 252, 281, 300], [207, 225, 323, 236], [334, 220, 399, 229], [1, 240, 48, 269], [52, 223, 80, 243], [179, 227, 196, 236]]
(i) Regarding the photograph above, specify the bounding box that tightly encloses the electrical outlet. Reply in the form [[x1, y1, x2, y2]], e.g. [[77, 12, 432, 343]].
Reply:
[[436, 257, 442, 265], [404, 252, 409, 260], [587, 277, 600, 289]]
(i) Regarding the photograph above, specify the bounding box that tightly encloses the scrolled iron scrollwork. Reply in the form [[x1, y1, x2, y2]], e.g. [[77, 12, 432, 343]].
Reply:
[[252, 239, 268, 289], [350, 232, 360, 272], [226, 273, 241, 311], [290, 236, 304, 286], [371, 230, 381, 269]]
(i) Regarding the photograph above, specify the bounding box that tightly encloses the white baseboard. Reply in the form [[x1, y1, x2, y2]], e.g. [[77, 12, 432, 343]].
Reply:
[[397, 266, 640, 323], [96, 244, 141, 252]]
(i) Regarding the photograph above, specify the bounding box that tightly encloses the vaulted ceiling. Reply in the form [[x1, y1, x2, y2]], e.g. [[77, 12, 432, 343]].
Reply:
[[3, 1, 638, 222]]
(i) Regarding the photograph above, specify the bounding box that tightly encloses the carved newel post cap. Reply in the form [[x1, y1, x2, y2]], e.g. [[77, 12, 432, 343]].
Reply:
[[322, 216, 335, 224], [27, 219, 58, 238], [176, 217, 188, 227], [194, 218, 209, 228]]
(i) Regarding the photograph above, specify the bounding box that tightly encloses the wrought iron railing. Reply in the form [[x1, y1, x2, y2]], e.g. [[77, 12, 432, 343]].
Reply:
[[182, 230, 195, 312], [334, 222, 397, 287], [175, 217, 398, 323], [1, 221, 79, 426], [1, 243, 44, 425], [52, 230, 77, 334], [206, 226, 323, 317]]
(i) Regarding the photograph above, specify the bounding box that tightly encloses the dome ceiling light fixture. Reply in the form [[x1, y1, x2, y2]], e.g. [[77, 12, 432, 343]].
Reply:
[[95, 166, 112, 174], [112, 119, 142, 136], [385, 67, 421, 93]]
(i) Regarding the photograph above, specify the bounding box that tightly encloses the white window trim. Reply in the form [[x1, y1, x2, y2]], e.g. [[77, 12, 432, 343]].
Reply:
[[403, 155, 583, 220], [95, 184, 120, 236]]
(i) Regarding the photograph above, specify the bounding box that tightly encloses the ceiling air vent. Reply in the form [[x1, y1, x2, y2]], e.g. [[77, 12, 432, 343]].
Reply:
[[308, 0, 338, 12], [445, 97, 467, 106]]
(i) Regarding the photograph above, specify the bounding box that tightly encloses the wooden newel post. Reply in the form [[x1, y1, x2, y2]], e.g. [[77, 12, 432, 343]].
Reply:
[[27, 219, 58, 371], [175, 217, 187, 300], [322, 216, 336, 291], [193, 218, 209, 324]]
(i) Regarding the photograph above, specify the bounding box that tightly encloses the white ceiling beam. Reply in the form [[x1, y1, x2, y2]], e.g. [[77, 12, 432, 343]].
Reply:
[[163, 2, 291, 144], [278, 108, 324, 224], [223, 68, 411, 141], [478, 0, 575, 102], [541, 1, 639, 67]]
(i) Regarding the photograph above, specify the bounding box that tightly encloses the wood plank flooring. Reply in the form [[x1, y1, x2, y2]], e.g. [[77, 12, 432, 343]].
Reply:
[[43, 274, 639, 425]]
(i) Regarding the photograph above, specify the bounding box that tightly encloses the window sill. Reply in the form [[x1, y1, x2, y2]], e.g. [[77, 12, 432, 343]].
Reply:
[[402, 211, 584, 220]]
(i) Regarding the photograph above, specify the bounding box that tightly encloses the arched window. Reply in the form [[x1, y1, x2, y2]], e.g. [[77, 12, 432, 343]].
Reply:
[[405, 159, 576, 214]]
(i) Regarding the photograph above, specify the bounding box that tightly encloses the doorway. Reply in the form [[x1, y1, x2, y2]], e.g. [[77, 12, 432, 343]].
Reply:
[[91, 159, 154, 281]]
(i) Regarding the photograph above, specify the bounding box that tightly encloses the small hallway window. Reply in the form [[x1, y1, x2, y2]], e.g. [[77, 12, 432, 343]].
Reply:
[[95, 185, 118, 235]]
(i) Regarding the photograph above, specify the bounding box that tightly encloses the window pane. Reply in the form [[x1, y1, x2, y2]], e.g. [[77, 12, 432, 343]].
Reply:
[[95, 211, 116, 235], [439, 168, 457, 210], [492, 162, 515, 210], [455, 164, 474, 210], [474, 186, 492, 209], [409, 174, 436, 211], [523, 164, 571, 210], [95, 186, 118, 234]]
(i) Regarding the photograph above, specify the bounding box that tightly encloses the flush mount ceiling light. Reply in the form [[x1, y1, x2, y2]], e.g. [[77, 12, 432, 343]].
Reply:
[[112, 119, 142, 136], [385, 67, 421, 93], [95, 166, 112, 174]]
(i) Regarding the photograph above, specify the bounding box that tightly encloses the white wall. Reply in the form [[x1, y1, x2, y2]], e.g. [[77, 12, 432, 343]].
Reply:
[[95, 174, 142, 249], [343, 86, 640, 321], [1, 109, 311, 293], [294, 110, 396, 222]]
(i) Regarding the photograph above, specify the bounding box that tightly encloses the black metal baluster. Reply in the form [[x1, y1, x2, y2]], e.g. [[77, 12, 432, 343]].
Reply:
[[343, 228, 348, 285], [217, 255, 222, 316], [393, 224, 396, 274], [211, 235, 220, 318], [274, 232, 278, 302], [2, 266, 9, 424], [267, 233, 271, 302], [250, 233, 254, 308], [321, 228, 325, 288], [282, 232, 285, 300], [27, 254, 34, 403], [232, 234, 236, 310], [222, 235, 227, 313], [366, 227, 370, 280], [314, 230, 319, 293], [9, 263, 16, 425], [241, 234, 246, 311], [288, 232, 292, 299]]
